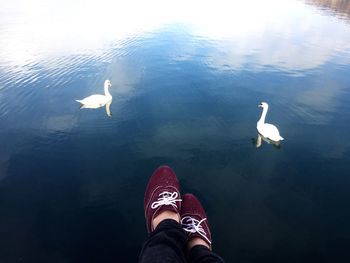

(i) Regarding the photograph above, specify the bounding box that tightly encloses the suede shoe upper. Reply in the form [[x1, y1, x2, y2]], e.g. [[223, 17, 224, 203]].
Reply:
[[144, 166, 182, 233], [181, 193, 212, 248]]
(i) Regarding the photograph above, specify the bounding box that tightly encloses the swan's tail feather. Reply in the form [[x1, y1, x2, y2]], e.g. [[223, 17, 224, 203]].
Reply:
[[279, 136, 284, 141], [76, 100, 86, 109]]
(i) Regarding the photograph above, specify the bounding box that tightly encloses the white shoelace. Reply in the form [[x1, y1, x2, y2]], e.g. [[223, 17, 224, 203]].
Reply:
[[151, 191, 182, 210], [181, 216, 212, 244]]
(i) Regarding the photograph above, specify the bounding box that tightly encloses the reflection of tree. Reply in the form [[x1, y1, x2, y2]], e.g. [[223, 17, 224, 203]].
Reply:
[[306, 0, 350, 20]]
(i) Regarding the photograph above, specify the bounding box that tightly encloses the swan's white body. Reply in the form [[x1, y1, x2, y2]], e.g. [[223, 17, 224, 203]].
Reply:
[[257, 102, 284, 142], [76, 80, 112, 108]]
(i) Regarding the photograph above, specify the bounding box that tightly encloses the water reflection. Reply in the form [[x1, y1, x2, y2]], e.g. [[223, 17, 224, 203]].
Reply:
[[306, 0, 350, 21], [252, 134, 281, 149], [78, 97, 112, 117], [2, 0, 350, 73]]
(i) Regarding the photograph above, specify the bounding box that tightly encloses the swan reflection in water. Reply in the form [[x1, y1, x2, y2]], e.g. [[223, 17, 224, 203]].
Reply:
[[76, 80, 113, 117], [252, 133, 281, 149], [78, 99, 112, 117]]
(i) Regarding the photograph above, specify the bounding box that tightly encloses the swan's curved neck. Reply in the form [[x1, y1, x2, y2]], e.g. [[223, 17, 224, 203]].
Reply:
[[258, 106, 268, 124], [104, 84, 111, 98]]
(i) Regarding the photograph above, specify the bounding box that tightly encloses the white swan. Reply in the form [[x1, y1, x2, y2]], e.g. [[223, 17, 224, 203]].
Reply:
[[76, 80, 112, 108], [257, 102, 284, 142], [76, 80, 113, 116]]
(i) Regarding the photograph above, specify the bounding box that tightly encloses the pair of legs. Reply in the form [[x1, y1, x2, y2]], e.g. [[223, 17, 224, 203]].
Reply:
[[139, 166, 224, 263]]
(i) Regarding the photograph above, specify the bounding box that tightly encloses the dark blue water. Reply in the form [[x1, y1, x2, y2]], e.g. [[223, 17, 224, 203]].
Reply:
[[1, 0, 350, 262]]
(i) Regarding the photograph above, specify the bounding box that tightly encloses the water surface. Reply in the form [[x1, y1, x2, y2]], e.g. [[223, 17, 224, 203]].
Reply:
[[1, 0, 350, 262]]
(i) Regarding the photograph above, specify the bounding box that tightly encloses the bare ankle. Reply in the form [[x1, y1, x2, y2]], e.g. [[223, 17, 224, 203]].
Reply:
[[188, 237, 211, 251], [152, 210, 180, 230]]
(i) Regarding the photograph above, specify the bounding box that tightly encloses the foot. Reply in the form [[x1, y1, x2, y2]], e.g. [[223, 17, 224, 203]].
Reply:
[[180, 194, 212, 250], [144, 166, 182, 233]]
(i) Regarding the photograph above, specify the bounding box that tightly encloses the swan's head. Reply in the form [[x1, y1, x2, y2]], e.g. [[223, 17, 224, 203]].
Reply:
[[258, 102, 268, 109], [104, 79, 112, 88]]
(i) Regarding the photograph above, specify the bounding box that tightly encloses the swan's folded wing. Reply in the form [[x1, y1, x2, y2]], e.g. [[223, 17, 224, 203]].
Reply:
[[79, 94, 106, 104], [260, 123, 283, 141]]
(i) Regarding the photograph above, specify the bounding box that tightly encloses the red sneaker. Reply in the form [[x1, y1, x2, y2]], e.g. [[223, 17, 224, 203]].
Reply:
[[144, 165, 182, 233], [180, 194, 212, 248]]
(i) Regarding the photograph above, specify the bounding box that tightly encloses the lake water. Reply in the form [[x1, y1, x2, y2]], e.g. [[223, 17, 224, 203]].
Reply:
[[1, 0, 350, 262]]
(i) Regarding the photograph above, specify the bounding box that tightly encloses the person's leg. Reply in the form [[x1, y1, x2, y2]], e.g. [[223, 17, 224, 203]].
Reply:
[[139, 166, 187, 263], [181, 194, 225, 263], [139, 218, 187, 263], [187, 244, 224, 263]]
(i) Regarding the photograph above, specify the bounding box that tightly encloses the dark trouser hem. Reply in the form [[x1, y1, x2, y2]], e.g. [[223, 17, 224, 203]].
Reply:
[[139, 219, 188, 263], [188, 245, 225, 263]]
